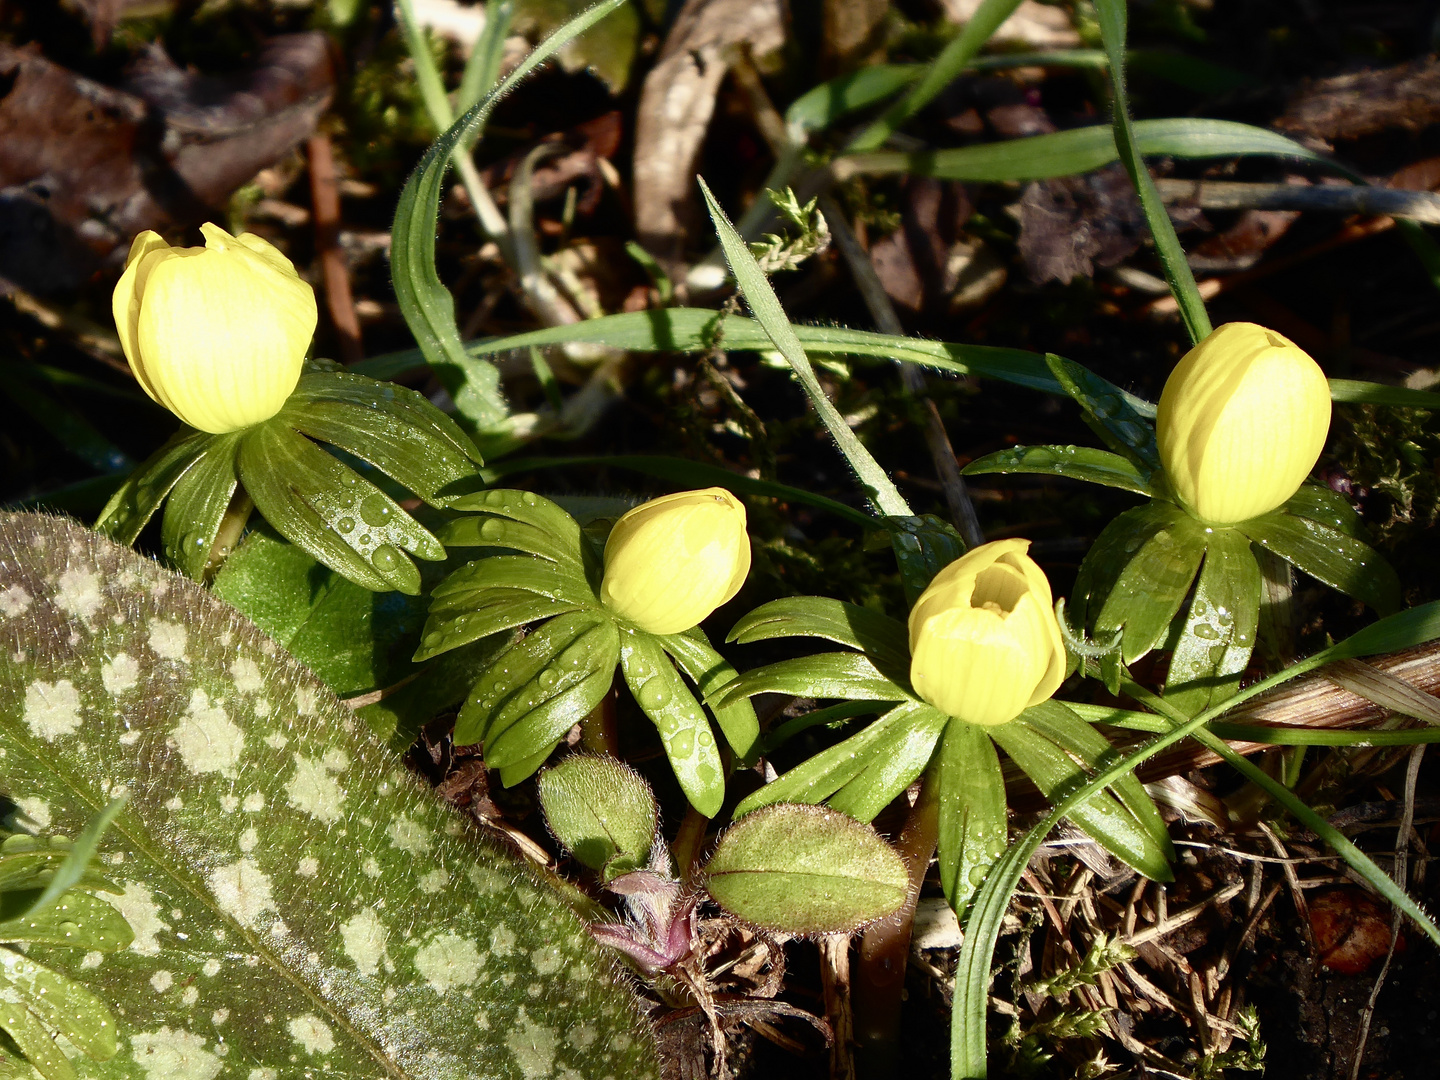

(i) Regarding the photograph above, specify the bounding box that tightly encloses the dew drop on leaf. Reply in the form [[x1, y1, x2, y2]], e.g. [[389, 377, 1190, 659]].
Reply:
[[359, 495, 394, 528]]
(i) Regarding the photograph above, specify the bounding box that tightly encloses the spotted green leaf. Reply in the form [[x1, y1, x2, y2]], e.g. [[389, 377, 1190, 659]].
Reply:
[[0, 512, 659, 1080]]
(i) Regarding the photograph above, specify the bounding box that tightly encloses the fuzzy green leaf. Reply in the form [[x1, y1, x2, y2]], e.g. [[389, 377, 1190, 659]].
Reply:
[[538, 756, 657, 879], [0, 512, 659, 1080], [703, 804, 909, 934]]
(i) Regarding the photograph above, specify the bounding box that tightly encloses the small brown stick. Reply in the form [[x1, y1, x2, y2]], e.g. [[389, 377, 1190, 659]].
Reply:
[[1256, 821, 1314, 947], [307, 133, 363, 363], [818, 936, 855, 1080]]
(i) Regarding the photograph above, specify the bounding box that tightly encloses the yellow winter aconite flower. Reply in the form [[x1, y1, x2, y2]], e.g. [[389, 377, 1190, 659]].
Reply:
[[113, 223, 317, 434], [1156, 321, 1331, 525], [908, 539, 1065, 727], [600, 488, 751, 636]]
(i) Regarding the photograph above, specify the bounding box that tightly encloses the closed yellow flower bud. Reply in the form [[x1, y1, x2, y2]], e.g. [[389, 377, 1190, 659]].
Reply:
[[1156, 322, 1331, 524], [113, 223, 317, 434], [908, 539, 1065, 727], [600, 488, 751, 635]]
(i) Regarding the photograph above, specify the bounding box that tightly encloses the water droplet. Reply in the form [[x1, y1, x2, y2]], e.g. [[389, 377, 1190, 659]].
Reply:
[[485, 490, 507, 507], [1207, 644, 1227, 664], [337, 517, 356, 535], [1193, 622, 1219, 640], [359, 534, 372, 546], [968, 866, 988, 886], [638, 681, 671, 710], [522, 492, 537, 506], [360, 494, 394, 528], [424, 631, 443, 648], [669, 728, 695, 756], [538, 668, 559, 691], [342, 473, 359, 487], [480, 518, 505, 541], [371, 544, 402, 573], [697, 728, 714, 747]]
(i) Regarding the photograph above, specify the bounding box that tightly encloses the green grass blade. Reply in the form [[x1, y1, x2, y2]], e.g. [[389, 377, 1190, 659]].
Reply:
[[847, 0, 1023, 153], [390, 0, 629, 429], [1094, 0, 1209, 343], [699, 179, 909, 517], [839, 117, 1327, 183]]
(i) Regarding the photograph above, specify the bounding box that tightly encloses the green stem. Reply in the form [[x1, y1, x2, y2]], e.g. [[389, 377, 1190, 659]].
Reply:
[[1094, 0, 1211, 344], [203, 486, 252, 582]]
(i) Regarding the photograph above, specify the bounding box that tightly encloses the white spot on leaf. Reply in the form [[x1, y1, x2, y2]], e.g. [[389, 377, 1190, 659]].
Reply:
[[505, 1007, 559, 1080], [24, 679, 81, 741], [490, 924, 516, 958], [229, 657, 264, 694], [297, 857, 319, 878], [55, 568, 102, 624], [419, 869, 449, 894], [101, 653, 140, 696], [288, 1015, 334, 1055], [413, 931, 482, 993], [15, 797, 49, 831], [202, 960, 221, 978], [103, 881, 168, 955], [206, 857, 276, 928], [130, 1026, 222, 1080], [284, 754, 346, 824], [0, 584, 32, 618], [170, 690, 244, 776], [182, 986, 198, 1006], [243, 792, 265, 812], [238, 828, 258, 853], [341, 908, 389, 977], [320, 748, 350, 772], [150, 970, 173, 992], [386, 814, 432, 856], [147, 620, 188, 661]]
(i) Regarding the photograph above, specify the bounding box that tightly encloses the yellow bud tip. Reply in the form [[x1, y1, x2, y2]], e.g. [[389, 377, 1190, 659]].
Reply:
[[1156, 321, 1332, 524], [111, 223, 318, 433], [907, 539, 1065, 726], [600, 487, 751, 636]]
